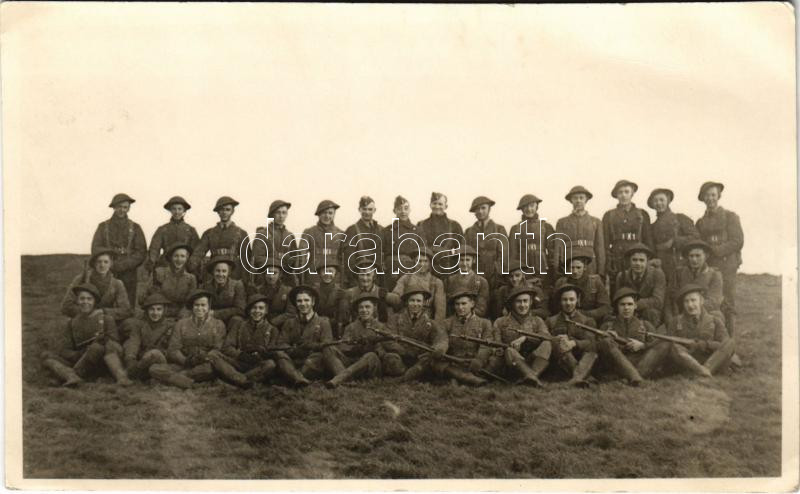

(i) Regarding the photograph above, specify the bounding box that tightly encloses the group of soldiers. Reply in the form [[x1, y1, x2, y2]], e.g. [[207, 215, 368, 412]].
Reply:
[[42, 179, 744, 389]]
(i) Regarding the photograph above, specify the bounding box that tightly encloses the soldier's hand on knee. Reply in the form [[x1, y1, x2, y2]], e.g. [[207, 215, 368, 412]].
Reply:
[[625, 340, 645, 352], [510, 336, 525, 351]]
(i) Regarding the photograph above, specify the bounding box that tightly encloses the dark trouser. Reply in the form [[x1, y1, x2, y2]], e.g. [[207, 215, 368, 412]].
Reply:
[[716, 264, 738, 336], [328, 352, 382, 386], [126, 349, 168, 379], [275, 346, 346, 382]]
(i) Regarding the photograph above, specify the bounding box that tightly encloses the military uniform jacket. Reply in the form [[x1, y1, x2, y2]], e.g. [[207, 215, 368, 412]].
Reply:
[[339, 284, 392, 325], [382, 218, 420, 261], [247, 281, 296, 328], [145, 266, 197, 317], [302, 222, 345, 274], [343, 219, 384, 272], [167, 315, 226, 362], [60, 311, 120, 362], [385, 310, 448, 359], [674, 265, 723, 313], [696, 207, 744, 270], [61, 271, 132, 322], [252, 222, 299, 273], [91, 216, 147, 274], [316, 282, 345, 330], [494, 312, 550, 345], [546, 311, 597, 351], [508, 215, 556, 276], [651, 209, 698, 268], [201, 279, 247, 322], [600, 316, 657, 349], [668, 309, 729, 352], [222, 317, 279, 359], [340, 319, 387, 358], [147, 218, 200, 268], [444, 313, 495, 363], [602, 204, 652, 271], [555, 212, 606, 275], [417, 214, 464, 254], [615, 266, 666, 312], [554, 274, 610, 321], [123, 317, 174, 360], [444, 272, 490, 318], [390, 272, 446, 321], [491, 282, 549, 321], [465, 219, 509, 281], [278, 313, 334, 360], [191, 221, 249, 272]]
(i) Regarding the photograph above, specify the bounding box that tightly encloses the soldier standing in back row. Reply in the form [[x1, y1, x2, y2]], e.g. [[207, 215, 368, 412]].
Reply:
[[417, 192, 464, 278], [695, 181, 744, 336], [252, 200, 299, 286], [302, 200, 346, 286], [145, 196, 200, 274], [91, 193, 147, 308], [191, 196, 249, 281], [382, 195, 421, 291], [343, 196, 384, 289], [555, 186, 605, 276], [602, 180, 652, 294], [464, 196, 509, 289], [509, 194, 556, 292], [646, 188, 698, 290]]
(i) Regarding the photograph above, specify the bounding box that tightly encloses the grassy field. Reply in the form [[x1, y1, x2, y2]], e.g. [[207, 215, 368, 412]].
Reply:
[[21, 255, 782, 479]]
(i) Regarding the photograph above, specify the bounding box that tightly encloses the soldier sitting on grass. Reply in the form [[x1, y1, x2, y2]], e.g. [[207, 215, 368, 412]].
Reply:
[[325, 294, 387, 388], [220, 294, 281, 386], [546, 284, 598, 387], [122, 293, 174, 382], [61, 248, 131, 325], [439, 290, 496, 386]]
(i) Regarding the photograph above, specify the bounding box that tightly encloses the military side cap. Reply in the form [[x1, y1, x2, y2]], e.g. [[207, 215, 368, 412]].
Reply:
[[166, 242, 193, 259], [206, 255, 236, 273], [469, 196, 495, 212], [163, 196, 191, 211], [566, 248, 594, 266], [625, 242, 654, 259], [517, 194, 543, 210], [213, 196, 239, 212], [142, 293, 171, 308], [245, 293, 271, 314], [289, 285, 319, 307], [401, 279, 432, 301], [612, 287, 639, 306], [89, 248, 116, 267], [108, 193, 135, 208], [448, 288, 477, 302], [675, 283, 705, 302], [315, 200, 340, 216], [268, 199, 291, 216], [72, 283, 101, 301], [611, 180, 638, 198], [186, 289, 214, 308], [698, 181, 724, 201], [554, 283, 583, 301], [352, 293, 380, 308], [315, 258, 340, 271], [565, 185, 593, 201], [681, 239, 713, 257], [504, 284, 540, 307], [646, 188, 674, 209]]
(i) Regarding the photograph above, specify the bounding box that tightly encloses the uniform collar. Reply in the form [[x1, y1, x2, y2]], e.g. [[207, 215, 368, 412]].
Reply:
[[358, 218, 375, 229], [571, 210, 588, 217], [217, 220, 236, 230], [299, 312, 317, 324], [457, 312, 475, 324], [616, 202, 635, 211], [169, 217, 185, 224], [655, 208, 672, 218]]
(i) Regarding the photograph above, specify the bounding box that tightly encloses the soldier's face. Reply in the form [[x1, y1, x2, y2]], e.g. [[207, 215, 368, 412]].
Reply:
[[169, 204, 186, 220], [264, 268, 281, 285], [217, 204, 234, 222], [394, 201, 410, 221], [560, 291, 578, 314], [509, 270, 525, 286], [250, 301, 267, 321], [318, 208, 336, 225], [617, 296, 636, 319], [77, 292, 96, 314], [213, 263, 230, 284], [147, 304, 165, 322], [570, 260, 585, 278], [616, 186, 634, 204], [652, 194, 670, 213], [417, 255, 430, 274], [474, 204, 491, 221], [629, 253, 648, 273], [320, 267, 337, 284], [570, 194, 587, 210], [273, 206, 289, 225], [295, 293, 314, 315], [453, 296, 475, 317], [406, 293, 425, 315], [459, 255, 475, 272], [687, 248, 706, 269], [357, 300, 375, 321], [522, 202, 539, 218], [357, 271, 375, 289], [171, 249, 188, 269], [113, 202, 130, 218], [430, 197, 447, 216], [703, 187, 720, 209], [359, 202, 376, 221], [683, 292, 704, 316], [192, 297, 210, 319], [94, 254, 112, 274], [512, 294, 531, 316]]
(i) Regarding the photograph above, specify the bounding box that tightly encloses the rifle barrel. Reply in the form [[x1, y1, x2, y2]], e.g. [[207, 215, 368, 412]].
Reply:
[[566, 319, 629, 345]]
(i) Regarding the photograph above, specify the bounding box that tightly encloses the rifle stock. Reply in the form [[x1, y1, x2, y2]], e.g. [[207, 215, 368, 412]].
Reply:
[[456, 334, 509, 349]]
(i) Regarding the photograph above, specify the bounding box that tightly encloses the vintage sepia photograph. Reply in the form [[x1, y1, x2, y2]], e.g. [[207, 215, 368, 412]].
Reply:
[[2, 2, 797, 490]]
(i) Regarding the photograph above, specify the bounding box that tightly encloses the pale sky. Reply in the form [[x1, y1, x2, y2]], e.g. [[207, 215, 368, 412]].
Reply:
[[2, 2, 795, 274]]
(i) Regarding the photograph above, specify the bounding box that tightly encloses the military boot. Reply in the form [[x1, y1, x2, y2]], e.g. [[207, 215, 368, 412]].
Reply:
[[567, 352, 598, 387], [604, 344, 644, 386], [277, 358, 311, 387], [528, 356, 550, 386], [399, 361, 426, 382], [704, 338, 737, 375], [212, 357, 253, 389], [245, 360, 277, 383], [73, 343, 105, 378], [506, 349, 542, 387], [326, 355, 374, 388], [104, 353, 134, 386], [43, 358, 83, 387], [444, 365, 487, 386], [670, 344, 712, 378], [149, 364, 195, 389]]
